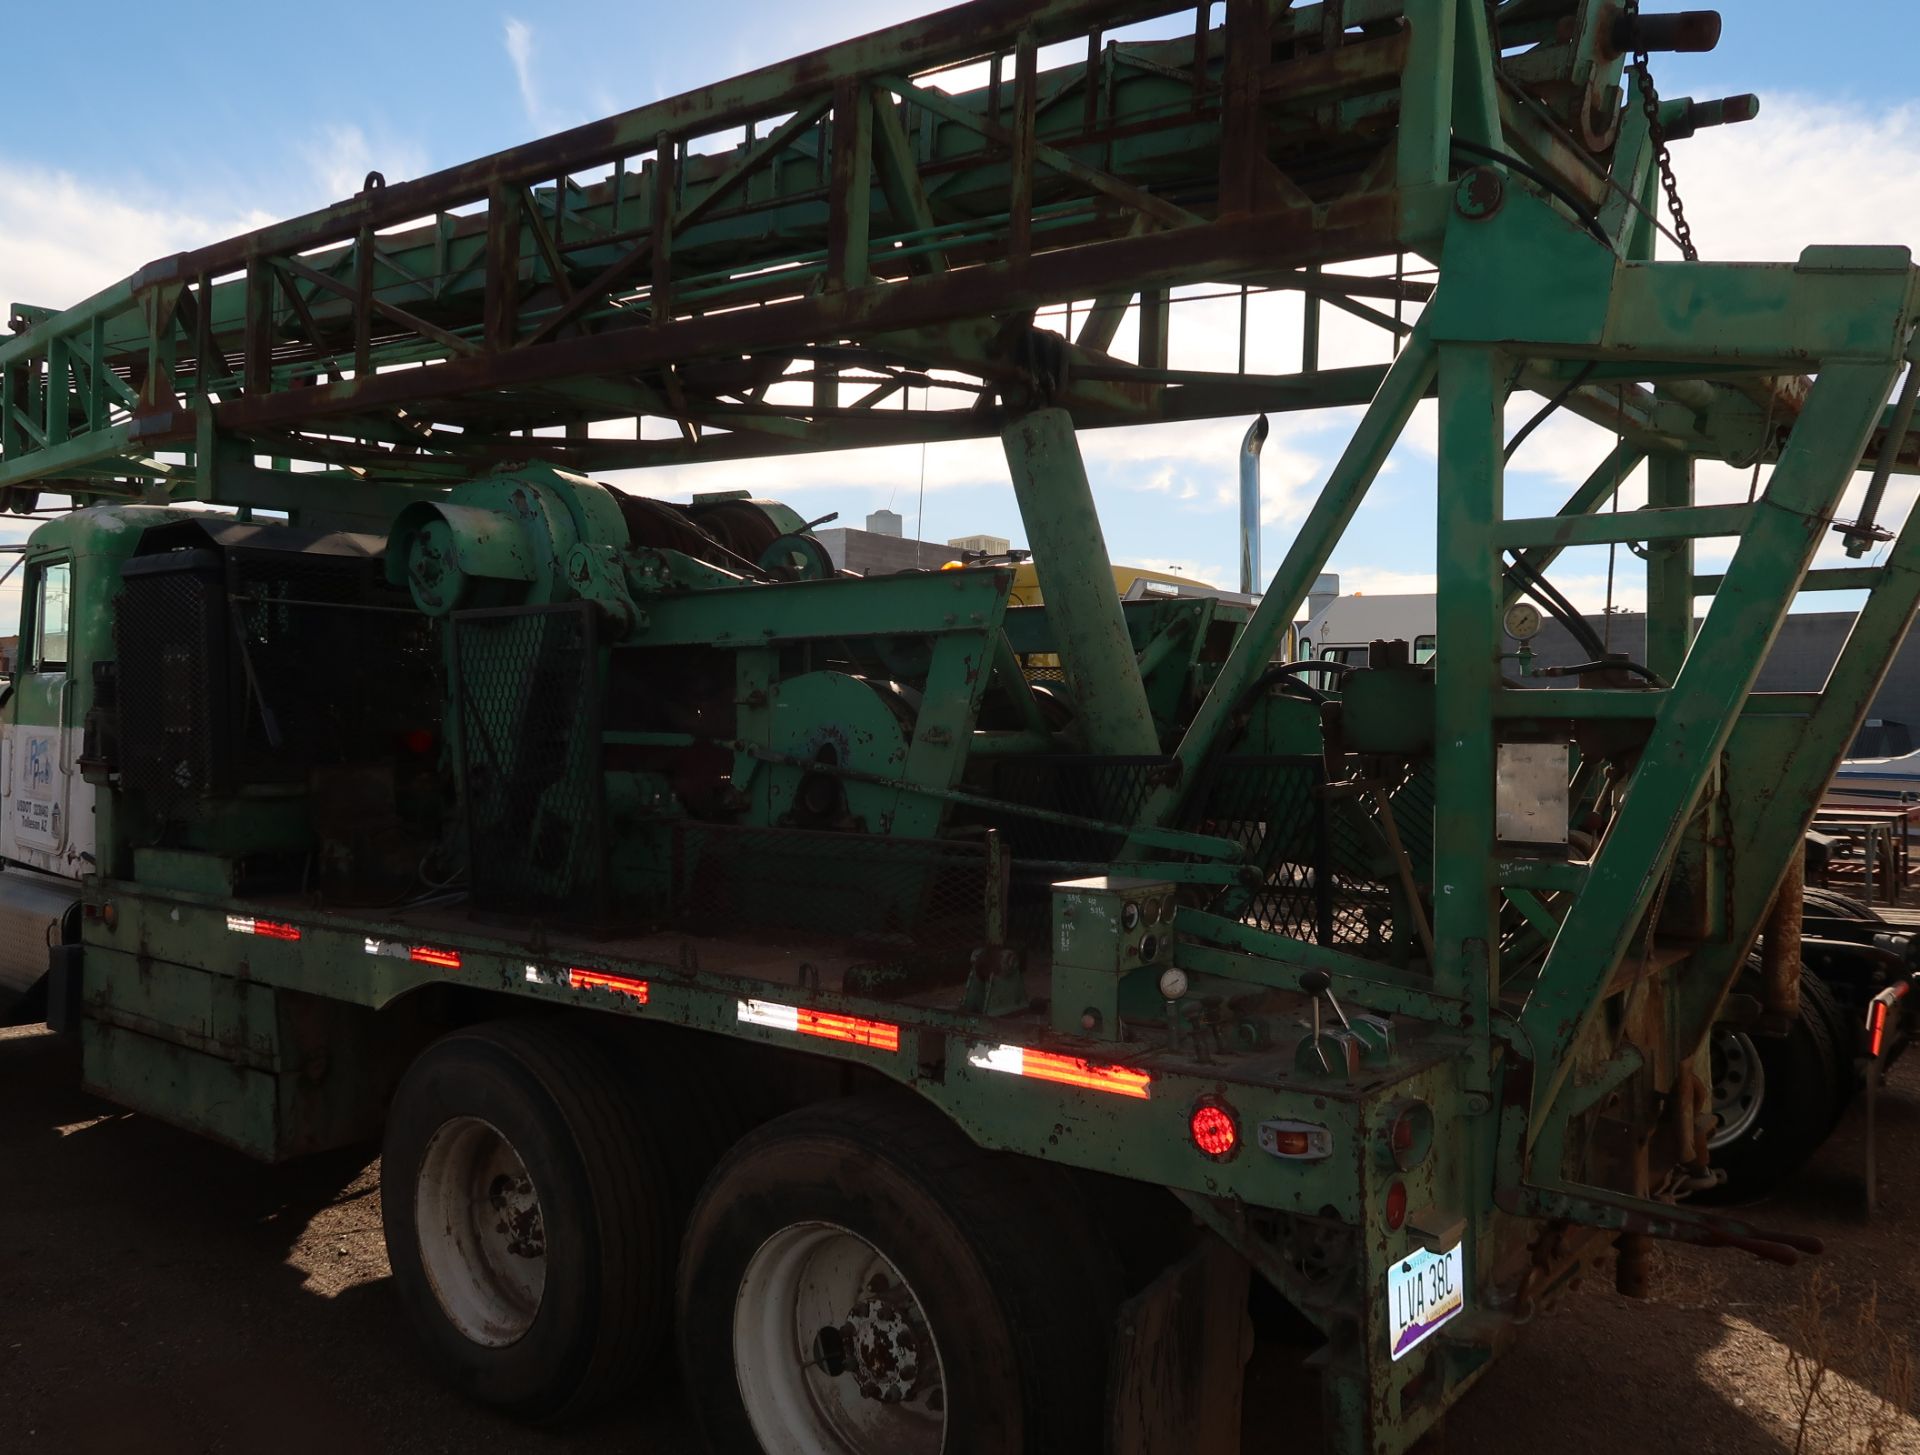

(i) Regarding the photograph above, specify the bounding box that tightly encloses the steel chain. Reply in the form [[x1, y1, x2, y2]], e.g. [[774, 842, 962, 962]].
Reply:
[[1624, 0, 1698, 260]]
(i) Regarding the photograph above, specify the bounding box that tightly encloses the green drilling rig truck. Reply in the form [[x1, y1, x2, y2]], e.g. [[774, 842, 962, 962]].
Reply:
[[4, 1, 1920, 1450]]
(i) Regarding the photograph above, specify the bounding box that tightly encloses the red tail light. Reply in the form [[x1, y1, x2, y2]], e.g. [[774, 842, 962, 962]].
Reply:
[[1189, 1100, 1239, 1160], [1386, 1180, 1409, 1231]]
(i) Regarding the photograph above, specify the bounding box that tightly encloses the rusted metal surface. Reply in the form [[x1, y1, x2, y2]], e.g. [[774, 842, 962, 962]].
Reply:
[[1761, 853, 1806, 1020], [1, 0, 1769, 501]]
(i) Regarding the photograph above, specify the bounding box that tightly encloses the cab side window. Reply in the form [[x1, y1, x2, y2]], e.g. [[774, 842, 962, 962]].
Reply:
[[1413, 634, 1436, 665], [28, 560, 72, 671]]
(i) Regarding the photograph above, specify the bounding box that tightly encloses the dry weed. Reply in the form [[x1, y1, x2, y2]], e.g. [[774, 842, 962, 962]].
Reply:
[[1649, 1243, 1730, 1311], [1786, 1271, 1916, 1455]]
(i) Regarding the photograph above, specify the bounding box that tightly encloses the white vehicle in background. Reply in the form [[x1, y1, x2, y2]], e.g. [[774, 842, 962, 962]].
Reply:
[[1300, 585, 1435, 666], [1830, 739, 1920, 807]]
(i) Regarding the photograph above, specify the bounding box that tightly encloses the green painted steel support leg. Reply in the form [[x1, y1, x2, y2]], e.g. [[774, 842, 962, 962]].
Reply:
[[1598, 90, 1656, 258], [1672, 464, 1920, 1050], [1396, 1, 1456, 191], [1433, 346, 1507, 1052], [1519, 359, 1902, 1133], [1449, 0, 1502, 152], [1001, 408, 1160, 757], [1644, 450, 1695, 681], [1145, 325, 1438, 830]]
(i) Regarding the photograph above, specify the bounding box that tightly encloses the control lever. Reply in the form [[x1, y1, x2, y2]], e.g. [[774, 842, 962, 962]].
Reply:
[[1299, 969, 1351, 1070]]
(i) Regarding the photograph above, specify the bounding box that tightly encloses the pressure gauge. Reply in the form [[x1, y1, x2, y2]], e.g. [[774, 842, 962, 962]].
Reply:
[[1158, 967, 1190, 1000], [1503, 601, 1544, 642]]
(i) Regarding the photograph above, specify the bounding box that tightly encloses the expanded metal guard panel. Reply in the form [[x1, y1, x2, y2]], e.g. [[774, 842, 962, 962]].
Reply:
[[1382, 762, 1435, 881], [987, 755, 1172, 862], [116, 554, 226, 809], [1192, 756, 1435, 953], [1191, 755, 1333, 942], [451, 604, 606, 922]]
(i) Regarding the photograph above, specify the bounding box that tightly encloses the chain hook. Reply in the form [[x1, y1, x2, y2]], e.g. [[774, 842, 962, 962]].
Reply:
[[1624, 0, 1699, 261]]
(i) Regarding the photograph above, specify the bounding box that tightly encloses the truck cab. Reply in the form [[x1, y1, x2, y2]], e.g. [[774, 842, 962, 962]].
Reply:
[[0, 508, 181, 1015]]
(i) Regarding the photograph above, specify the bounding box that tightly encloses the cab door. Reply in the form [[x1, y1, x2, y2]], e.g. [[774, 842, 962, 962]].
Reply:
[[1, 556, 86, 875]]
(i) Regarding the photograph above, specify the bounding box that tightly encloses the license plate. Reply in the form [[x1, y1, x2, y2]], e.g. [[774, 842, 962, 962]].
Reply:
[[1387, 1242, 1465, 1360]]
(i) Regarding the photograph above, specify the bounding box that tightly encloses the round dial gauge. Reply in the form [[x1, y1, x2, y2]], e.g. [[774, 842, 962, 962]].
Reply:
[[1157, 967, 1190, 1000], [1503, 601, 1544, 642]]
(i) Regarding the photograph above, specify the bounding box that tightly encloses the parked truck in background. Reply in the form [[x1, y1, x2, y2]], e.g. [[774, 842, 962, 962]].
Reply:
[[5, 2, 1920, 1452]]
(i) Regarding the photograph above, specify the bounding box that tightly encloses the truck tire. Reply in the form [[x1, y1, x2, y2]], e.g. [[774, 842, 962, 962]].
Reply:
[[1701, 978, 1842, 1204], [1802, 972, 1862, 1112], [1802, 885, 1886, 924], [677, 1096, 1117, 1455], [380, 1019, 678, 1421]]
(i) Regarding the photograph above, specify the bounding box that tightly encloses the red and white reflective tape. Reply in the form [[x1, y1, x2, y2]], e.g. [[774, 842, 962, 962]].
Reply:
[[967, 1042, 1152, 1099], [737, 998, 900, 1053], [520, 962, 662, 1007], [225, 914, 301, 941], [364, 937, 462, 969], [569, 967, 650, 1004]]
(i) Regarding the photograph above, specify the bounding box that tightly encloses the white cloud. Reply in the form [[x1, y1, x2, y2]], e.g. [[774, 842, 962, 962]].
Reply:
[[0, 118, 440, 319], [608, 433, 1010, 501], [301, 124, 430, 205], [505, 19, 540, 125], [0, 159, 276, 314], [1079, 415, 1333, 527], [1531, 569, 1647, 617], [1128, 556, 1231, 587], [1673, 96, 1920, 262], [1329, 567, 1437, 597]]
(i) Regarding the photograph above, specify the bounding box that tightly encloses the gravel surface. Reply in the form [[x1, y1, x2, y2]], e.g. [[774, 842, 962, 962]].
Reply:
[[2, 1023, 1915, 1454]]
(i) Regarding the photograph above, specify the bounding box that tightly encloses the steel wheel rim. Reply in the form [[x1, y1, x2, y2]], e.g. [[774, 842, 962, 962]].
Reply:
[[1708, 1028, 1767, 1148], [414, 1115, 547, 1346], [734, 1221, 947, 1455]]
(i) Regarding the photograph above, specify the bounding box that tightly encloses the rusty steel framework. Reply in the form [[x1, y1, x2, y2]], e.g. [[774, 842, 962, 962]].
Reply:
[[4, 0, 1874, 512]]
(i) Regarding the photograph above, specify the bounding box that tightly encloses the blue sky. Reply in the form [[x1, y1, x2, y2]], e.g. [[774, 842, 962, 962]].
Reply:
[[2, 1, 1918, 614], [1, 2, 1910, 190]]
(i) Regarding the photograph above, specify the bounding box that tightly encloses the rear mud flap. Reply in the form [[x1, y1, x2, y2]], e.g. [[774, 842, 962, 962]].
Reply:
[[1107, 1235, 1254, 1455]]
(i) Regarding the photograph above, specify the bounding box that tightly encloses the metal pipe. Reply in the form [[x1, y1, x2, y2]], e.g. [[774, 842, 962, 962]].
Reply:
[[1239, 414, 1269, 595], [1611, 11, 1722, 54], [1002, 408, 1160, 757], [1146, 324, 1437, 829]]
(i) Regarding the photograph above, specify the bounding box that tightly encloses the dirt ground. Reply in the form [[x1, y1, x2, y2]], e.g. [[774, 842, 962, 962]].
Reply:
[[1, 1024, 1916, 1455]]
